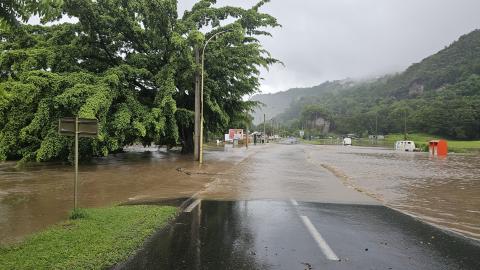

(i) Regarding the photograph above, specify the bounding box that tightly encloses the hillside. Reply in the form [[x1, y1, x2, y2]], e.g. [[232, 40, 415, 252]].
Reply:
[[250, 79, 356, 124], [256, 29, 480, 139]]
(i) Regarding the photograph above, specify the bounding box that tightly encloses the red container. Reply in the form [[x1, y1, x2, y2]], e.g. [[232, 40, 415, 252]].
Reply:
[[429, 140, 448, 156]]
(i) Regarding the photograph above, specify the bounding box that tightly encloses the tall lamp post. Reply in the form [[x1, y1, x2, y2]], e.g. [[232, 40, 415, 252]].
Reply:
[[198, 30, 231, 164]]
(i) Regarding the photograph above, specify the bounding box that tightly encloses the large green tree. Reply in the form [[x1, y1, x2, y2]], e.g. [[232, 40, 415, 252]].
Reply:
[[0, 0, 279, 162], [0, 0, 62, 27]]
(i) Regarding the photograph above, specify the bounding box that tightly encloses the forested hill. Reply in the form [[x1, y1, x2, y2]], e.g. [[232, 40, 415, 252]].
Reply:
[[250, 79, 357, 124], [376, 29, 480, 98], [256, 29, 480, 139]]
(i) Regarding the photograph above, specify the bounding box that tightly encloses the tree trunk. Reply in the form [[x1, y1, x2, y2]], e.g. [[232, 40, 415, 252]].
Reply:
[[181, 127, 194, 154]]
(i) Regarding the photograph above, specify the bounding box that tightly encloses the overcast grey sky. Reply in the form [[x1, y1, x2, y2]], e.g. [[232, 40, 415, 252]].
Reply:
[[179, 0, 480, 94]]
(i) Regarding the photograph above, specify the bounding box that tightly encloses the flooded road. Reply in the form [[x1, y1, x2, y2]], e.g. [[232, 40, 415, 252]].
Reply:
[[0, 145, 255, 245], [1, 142, 479, 246], [306, 145, 480, 241]]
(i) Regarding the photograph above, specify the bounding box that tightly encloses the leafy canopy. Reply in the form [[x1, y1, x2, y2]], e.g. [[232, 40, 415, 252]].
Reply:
[[0, 0, 280, 162]]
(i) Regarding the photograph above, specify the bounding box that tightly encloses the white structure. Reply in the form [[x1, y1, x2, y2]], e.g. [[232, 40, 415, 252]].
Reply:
[[343, 137, 352, 146], [394, 141, 416, 152]]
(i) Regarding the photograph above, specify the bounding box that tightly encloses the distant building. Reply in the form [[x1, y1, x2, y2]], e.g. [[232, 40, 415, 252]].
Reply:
[[225, 129, 244, 142]]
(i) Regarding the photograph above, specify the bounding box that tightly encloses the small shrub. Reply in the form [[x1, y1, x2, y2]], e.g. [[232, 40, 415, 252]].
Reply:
[[69, 208, 88, 220]]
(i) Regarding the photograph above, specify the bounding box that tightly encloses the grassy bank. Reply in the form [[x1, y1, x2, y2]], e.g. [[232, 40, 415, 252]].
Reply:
[[0, 205, 177, 270], [301, 134, 480, 153], [384, 133, 480, 153]]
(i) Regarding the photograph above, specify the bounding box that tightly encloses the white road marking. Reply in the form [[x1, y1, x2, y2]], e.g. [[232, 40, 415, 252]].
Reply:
[[290, 198, 299, 206], [300, 215, 339, 261], [184, 199, 201, 212]]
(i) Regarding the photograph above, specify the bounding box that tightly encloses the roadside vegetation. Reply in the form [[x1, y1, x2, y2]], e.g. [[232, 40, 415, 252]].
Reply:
[[0, 205, 177, 269], [0, 0, 279, 163]]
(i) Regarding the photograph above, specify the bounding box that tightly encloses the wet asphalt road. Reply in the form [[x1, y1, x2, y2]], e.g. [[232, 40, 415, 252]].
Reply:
[[119, 200, 480, 270], [116, 143, 480, 270]]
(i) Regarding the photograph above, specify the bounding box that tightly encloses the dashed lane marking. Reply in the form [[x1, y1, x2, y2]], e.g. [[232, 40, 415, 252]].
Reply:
[[300, 215, 339, 261], [184, 199, 201, 212]]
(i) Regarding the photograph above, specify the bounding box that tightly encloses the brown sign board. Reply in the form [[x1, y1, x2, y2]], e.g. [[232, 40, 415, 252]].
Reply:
[[59, 117, 98, 138]]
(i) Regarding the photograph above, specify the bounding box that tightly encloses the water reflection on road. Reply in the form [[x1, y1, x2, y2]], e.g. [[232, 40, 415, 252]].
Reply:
[[307, 145, 480, 240]]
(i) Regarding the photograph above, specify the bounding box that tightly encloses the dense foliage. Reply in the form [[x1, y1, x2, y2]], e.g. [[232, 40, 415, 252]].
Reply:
[[0, 0, 62, 27], [0, 0, 279, 162], [274, 30, 480, 139]]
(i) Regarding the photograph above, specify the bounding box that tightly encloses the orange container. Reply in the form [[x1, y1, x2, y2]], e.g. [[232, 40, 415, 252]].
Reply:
[[429, 140, 448, 156]]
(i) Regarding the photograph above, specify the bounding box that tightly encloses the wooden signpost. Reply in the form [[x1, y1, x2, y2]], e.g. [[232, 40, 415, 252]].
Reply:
[[58, 117, 98, 209]]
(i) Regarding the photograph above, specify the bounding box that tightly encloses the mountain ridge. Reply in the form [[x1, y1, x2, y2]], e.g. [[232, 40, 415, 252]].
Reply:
[[251, 29, 480, 130]]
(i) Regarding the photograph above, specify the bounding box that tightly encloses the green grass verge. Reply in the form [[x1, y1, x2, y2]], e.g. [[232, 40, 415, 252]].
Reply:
[[384, 133, 480, 153], [301, 134, 480, 153], [299, 138, 339, 145], [0, 205, 177, 270]]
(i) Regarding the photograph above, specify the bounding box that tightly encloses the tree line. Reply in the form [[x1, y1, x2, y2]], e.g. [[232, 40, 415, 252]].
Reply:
[[0, 0, 279, 162]]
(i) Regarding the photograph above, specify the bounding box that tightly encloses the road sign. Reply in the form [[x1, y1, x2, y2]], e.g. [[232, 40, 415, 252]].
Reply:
[[59, 117, 98, 137], [58, 117, 98, 210]]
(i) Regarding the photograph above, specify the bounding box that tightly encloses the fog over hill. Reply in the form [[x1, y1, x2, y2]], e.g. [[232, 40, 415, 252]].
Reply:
[[250, 80, 358, 124], [251, 29, 480, 132]]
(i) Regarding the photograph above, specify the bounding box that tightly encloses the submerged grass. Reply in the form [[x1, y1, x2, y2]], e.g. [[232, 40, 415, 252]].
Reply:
[[0, 205, 177, 270]]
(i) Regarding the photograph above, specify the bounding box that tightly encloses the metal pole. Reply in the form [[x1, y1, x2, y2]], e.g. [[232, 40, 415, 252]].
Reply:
[[199, 46, 205, 164], [194, 47, 201, 161], [246, 114, 249, 149], [74, 117, 78, 210], [199, 30, 230, 164]]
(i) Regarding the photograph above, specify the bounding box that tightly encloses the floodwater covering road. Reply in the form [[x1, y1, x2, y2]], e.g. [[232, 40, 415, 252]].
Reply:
[[0, 145, 256, 244], [118, 143, 479, 270], [305, 145, 480, 241], [1, 142, 479, 268]]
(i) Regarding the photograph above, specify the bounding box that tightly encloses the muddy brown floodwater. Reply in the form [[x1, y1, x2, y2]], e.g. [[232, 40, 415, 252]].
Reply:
[[1, 143, 479, 245], [307, 145, 480, 241], [0, 145, 254, 245]]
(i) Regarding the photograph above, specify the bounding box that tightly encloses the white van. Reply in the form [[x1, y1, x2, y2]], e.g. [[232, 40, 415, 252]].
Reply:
[[343, 137, 352, 146], [394, 140, 416, 152]]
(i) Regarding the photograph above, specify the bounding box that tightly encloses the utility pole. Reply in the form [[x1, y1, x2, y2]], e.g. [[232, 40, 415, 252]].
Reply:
[[375, 113, 378, 143], [404, 109, 407, 140], [245, 111, 249, 149], [263, 113, 266, 143], [194, 47, 201, 161], [74, 117, 78, 209], [272, 119, 274, 138], [246, 125, 249, 149]]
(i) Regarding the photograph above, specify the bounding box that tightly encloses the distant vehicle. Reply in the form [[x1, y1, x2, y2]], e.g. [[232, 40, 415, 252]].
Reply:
[[343, 137, 352, 146], [283, 137, 298, 144], [394, 140, 416, 152]]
